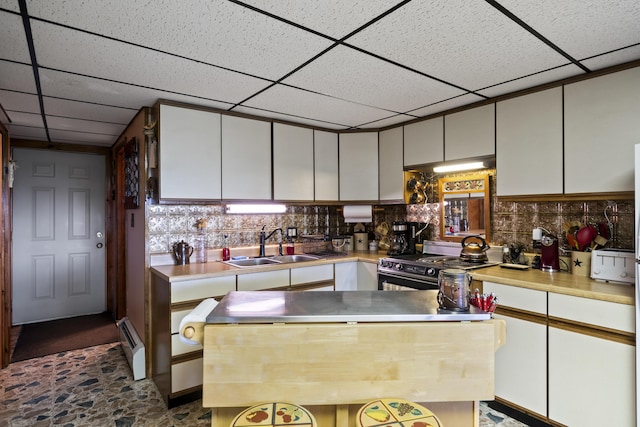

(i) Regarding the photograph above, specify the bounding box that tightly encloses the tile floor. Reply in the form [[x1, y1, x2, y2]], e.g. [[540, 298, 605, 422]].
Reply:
[[1, 342, 530, 426]]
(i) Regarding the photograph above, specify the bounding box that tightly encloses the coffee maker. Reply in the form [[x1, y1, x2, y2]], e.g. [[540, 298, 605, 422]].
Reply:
[[388, 222, 418, 256]]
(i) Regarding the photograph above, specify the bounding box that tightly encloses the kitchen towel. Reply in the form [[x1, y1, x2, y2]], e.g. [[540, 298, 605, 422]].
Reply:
[[179, 298, 218, 345], [343, 205, 372, 223]]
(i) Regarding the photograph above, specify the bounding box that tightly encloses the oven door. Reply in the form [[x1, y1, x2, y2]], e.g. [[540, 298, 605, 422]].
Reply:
[[377, 271, 438, 291]]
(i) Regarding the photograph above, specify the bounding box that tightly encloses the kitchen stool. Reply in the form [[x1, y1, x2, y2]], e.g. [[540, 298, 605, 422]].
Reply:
[[230, 402, 317, 426], [356, 398, 443, 427]]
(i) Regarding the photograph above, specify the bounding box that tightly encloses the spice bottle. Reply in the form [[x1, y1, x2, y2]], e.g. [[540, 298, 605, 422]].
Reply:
[[222, 234, 230, 261]]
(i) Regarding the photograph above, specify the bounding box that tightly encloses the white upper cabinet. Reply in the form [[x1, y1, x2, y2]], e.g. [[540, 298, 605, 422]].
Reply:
[[403, 117, 443, 167], [158, 104, 222, 201], [221, 115, 272, 200], [496, 87, 563, 196], [314, 130, 339, 201], [564, 67, 640, 194], [378, 127, 404, 201], [339, 132, 378, 201], [444, 104, 495, 161], [273, 123, 314, 201]]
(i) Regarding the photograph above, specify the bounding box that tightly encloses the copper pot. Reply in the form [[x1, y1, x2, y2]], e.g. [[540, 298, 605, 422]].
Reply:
[[460, 235, 489, 263]]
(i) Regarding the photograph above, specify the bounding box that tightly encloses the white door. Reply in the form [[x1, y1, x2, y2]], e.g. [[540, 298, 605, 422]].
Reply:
[[12, 148, 106, 324]]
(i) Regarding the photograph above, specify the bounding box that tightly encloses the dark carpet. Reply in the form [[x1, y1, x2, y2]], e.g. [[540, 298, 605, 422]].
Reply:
[[11, 312, 118, 363]]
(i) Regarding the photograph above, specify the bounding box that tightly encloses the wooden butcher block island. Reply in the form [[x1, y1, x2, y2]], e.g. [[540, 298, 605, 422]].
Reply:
[[184, 290, 506, 427]]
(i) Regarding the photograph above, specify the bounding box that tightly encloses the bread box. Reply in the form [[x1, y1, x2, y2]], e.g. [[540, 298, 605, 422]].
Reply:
[[590, 249, 634, 285]]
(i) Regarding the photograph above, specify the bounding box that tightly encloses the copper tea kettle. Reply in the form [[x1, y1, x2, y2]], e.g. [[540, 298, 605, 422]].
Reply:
[[460, 235, 490, 263]]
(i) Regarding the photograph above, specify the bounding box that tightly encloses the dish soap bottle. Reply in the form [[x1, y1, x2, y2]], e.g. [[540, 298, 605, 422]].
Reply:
[[222, 234, 230, 261]]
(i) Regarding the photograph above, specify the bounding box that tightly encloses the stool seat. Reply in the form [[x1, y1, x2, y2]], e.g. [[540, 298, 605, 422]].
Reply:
[[356, 398, 443, 427], [231, 402, 316, 427]]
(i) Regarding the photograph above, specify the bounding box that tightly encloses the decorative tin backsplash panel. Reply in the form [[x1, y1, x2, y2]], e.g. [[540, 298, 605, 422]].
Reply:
[[147, 204, 409, 254]]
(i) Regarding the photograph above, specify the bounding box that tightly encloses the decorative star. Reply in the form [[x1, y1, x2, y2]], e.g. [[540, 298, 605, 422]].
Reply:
[[573, 258, 583, 267]]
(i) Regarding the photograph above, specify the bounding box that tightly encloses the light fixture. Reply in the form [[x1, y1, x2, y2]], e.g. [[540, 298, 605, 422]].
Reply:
[[225, 203, 287, 214], [433, 161, 485, 173]]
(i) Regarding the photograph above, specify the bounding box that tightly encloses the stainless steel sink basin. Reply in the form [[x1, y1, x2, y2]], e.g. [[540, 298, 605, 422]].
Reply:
[[223, 257, 283, 268], [223, 254, 321, 268], [272, 254, 321, 263]]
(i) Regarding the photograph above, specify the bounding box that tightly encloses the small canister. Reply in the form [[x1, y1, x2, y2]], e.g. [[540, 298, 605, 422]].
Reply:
[[437, 268, 471, 311], [354, 232, 369, 251]]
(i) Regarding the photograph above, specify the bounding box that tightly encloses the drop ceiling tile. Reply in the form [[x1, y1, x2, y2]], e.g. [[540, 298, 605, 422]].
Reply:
[[6, 110, 42, 127], [48, 129, 117, 146], [232, 105, 349, 130], [46, 115, 125, 136], [0, 10, 31, 63], [0, 61, 36, 93], [0, 89, 39, 113], [30, 21, 273, 104], [347, 1, 569, 91], [244, 84, 393, 127], [499, 0, 640, 61], [27, 0, 334, 81], [477, 63, 581, 98], [38, 69, 234, 111], [581, 46, 640, 72], [238, 0, 402, 38], [7, 125, 47, 140], [43, 97, 135, 125], [283, 45, 465, 113], [0, 1, 19, 12], [407, 94, 486, 118]]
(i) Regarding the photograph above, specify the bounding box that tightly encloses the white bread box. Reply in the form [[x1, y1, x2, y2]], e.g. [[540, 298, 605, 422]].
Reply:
[[590, 248, 634, 285]]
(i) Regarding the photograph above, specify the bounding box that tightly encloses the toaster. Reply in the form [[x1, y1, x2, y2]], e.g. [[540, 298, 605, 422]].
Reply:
[[590, 249, 635, 285]]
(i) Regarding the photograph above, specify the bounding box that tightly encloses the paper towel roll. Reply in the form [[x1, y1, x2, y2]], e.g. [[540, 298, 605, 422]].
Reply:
[[179, 298, 218, 345], [343, 205, 372, 223]]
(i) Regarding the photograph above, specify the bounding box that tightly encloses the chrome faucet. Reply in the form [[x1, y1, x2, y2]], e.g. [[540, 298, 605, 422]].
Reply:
[[259, 226, 283, 257]]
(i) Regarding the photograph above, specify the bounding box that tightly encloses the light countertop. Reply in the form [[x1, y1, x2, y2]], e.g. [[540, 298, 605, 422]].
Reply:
[[149, 251, 634, 305], [471, 265, 634, 305], [150, 250, 381, 282]]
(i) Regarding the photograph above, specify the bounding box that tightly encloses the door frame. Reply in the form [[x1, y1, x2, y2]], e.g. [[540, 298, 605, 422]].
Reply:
[[1, 121, 10, 368], [3, 140, 115, 364]]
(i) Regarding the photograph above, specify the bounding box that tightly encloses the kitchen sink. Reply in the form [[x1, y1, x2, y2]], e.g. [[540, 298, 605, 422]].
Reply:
[[223, 254, 321, 268], [223, 257, 283, 267], [272, 254, 321, 263]]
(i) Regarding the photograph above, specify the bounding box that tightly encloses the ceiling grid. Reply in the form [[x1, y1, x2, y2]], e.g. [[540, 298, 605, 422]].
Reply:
[[0, 0, 638, 146]]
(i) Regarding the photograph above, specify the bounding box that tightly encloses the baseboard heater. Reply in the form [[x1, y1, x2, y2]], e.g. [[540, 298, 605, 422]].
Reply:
[[117, 317, 145, 381]]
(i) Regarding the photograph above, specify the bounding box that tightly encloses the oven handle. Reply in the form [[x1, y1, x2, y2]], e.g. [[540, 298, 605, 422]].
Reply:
[[378, 271, 437, 285]]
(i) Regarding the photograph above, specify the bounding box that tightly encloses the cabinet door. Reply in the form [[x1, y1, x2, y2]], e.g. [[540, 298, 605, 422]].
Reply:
[[159, 104, 221, 200], [314, 130, 339, 201], [548, 327, 635, 427], [221, 115, 271, 200], [273, 123, 314, 201], [403, 117, 443, 166], [496, 87, 563, 196], [564, 67, 640, 193], [444, 104, 495, 161], [357, 262, 378, 290], [339, 132, 379, 201], [492, 313, 547, 417], [378, 127, 404, 202], [237, 270, 290, 291], [335, 262, 357, 291]]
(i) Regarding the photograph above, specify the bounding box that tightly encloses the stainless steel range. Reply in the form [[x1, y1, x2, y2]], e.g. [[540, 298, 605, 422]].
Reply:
[[377, 242, 498, 291]]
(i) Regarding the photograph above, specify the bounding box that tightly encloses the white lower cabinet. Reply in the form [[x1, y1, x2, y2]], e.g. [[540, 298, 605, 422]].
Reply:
[[335, 262, 358, 291], [492, 313, 547, 416], [548, 326, 635, 427], [548, 292, 635, 427], [237, 269, 290, 291], [483, 282, 547, 417], [357, 261, 378, 290]]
